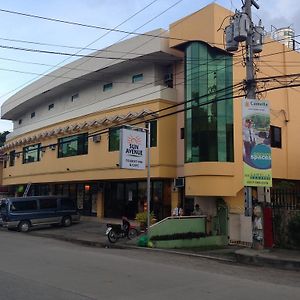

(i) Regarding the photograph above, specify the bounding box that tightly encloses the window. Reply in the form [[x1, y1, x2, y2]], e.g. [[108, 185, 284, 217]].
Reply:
[[23, 144, 41, 164], [185, 42, 234, 163], [3, 153, 7, 168], [9, 150, 15, 167], [132, 73, 143, 83], [31, 112, 35, 118], [18, 119, 22, 125], [146, 120, 157, 147], [58, 133, 88, 158], [39, 198, 57, 210], [71, 93, 79, 102], [270, 126, 282, 148], [103, 83, 113, 92], [180, 128, 185, 139], [48, 103, 54, 110], [109, 127, 120, 151], [11, 200, 37, 212]]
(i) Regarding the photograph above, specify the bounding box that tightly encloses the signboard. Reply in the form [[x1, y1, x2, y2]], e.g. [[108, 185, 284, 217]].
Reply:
[[120, 128, 146, 170], [242, 98, 272, 187]]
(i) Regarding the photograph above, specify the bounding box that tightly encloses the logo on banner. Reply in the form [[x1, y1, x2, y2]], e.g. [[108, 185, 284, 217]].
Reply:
[[120, 128, 146, 170]]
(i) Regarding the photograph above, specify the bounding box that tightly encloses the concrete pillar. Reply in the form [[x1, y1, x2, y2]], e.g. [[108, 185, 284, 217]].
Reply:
[[96, 191, 104, 219]]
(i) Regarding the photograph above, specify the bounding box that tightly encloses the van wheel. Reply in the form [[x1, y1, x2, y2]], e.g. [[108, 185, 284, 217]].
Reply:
[[18, 221, 31, 233], [61, 216, 72, 227]]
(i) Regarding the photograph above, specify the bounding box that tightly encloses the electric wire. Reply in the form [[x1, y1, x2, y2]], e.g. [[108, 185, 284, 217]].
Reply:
[[4, 78, 299, 158], [0, 5, 226, 47], [1, 56, 245, 132], [0, 0, 161, 99], [0, 0, 186, 105]]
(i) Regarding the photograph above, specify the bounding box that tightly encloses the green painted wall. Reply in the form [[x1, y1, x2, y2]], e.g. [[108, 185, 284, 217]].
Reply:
[[149, 216, 206, 237]]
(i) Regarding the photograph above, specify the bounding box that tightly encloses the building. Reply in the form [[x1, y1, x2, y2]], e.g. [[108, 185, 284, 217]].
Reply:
[[1, 3, 300, 244]]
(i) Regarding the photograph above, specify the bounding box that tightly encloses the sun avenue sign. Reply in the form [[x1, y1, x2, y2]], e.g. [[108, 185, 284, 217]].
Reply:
[[120, 127, 146, 170]]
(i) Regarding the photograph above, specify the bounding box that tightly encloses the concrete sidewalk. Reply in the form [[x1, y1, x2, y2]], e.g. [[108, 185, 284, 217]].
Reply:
[[4, 219, 299, 271]]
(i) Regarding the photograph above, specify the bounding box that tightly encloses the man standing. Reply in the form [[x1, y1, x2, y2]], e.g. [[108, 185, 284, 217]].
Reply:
[[243, 119, 256, 161]]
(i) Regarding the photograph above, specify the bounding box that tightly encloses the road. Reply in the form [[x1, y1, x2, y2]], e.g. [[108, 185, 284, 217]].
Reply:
[[0, 230, 299, 300]]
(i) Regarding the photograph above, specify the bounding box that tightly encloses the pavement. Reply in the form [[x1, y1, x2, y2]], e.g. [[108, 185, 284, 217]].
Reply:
[[2, 217, 300, 271]]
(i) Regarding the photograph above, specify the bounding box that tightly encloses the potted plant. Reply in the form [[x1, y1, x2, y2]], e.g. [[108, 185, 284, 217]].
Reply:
[[135, 211, 155, 230]]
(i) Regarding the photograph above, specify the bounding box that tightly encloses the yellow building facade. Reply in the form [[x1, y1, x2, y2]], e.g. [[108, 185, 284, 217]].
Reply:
[[1, 3, 300, 243]]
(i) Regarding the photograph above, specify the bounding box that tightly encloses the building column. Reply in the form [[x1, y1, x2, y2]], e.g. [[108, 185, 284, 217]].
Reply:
[[96, 191, 104, 219]]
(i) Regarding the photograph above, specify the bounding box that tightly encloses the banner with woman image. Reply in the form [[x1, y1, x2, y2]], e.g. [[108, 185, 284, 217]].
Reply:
[[242, 98, 272, 187]]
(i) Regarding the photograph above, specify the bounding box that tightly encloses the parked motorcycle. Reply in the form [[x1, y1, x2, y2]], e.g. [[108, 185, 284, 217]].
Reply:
[[106, 217, 138, 243]]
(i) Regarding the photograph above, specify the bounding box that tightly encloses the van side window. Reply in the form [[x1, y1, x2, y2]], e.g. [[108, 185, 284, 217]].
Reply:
[[39, 198, 57, 210], [11, 201, 37, 211], [61, 198, 75, 210]]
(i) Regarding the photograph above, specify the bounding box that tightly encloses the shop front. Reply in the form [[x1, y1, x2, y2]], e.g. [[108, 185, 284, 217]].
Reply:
[[104, 180, 172, 221]]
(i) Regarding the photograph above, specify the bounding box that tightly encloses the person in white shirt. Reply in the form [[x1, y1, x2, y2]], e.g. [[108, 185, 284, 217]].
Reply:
[[243, 119, 256, 160], [172, 203, 183, 216]]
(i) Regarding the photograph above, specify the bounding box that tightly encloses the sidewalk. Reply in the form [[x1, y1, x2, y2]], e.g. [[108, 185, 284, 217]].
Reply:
[[13, 219, 300, 271]]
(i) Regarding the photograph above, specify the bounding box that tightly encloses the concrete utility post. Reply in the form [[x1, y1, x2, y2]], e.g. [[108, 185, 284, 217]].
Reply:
[[244, 0, 265, 249], [245, 0, 257, 99]]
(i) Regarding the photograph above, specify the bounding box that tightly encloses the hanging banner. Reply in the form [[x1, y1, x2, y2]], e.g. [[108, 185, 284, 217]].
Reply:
[[242, 98, 272, 187], [120, 127, 146, 170]]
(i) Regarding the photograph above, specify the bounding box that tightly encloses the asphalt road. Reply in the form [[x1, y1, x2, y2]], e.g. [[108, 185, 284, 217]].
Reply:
[[0, 230, 299, 300]]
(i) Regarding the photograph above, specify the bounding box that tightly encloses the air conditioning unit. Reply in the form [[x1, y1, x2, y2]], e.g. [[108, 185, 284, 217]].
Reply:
[[93, 134, 101, 143], [174, 177, 185, 188]]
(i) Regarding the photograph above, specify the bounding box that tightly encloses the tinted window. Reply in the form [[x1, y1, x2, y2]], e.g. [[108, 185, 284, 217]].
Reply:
[[271, 126, 282, 148], [108, 127, 120, 151], [23, 144, 41, 164], [103, 82, 113, 92], [39, 198, 57, 210], [58, 133, 88, 158], [132, 73, 143, 83], [11, 200, 37, 211], [61, 198, 76, 210]]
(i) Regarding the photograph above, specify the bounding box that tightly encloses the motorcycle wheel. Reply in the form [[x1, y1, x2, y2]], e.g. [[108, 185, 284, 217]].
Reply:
[[128, 228, 138, 239], [108, 230, 118, 243]]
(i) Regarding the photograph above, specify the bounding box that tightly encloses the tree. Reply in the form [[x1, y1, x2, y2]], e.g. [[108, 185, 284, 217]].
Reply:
[[0, 131, 10, 147]]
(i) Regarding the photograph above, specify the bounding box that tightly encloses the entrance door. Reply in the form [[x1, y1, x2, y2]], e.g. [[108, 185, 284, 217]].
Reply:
[[82, 187, 92, 216], [81, 184, 98, 216]]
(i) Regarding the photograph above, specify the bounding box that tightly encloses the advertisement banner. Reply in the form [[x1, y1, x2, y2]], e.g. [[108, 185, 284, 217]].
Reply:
[[120, 128, 146, 170], [242, 98, 272, 187]]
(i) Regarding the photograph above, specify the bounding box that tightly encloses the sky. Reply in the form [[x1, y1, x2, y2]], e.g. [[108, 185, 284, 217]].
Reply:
[[0, 0, 299, 132]]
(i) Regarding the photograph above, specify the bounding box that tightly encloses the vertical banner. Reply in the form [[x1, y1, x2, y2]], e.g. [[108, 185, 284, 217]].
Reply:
[[242, 98, 272, 187], [120, 127, 146, 170]]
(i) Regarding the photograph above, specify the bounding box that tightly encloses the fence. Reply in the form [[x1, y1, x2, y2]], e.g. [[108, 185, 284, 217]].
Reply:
[[271, 188, 300, 248]]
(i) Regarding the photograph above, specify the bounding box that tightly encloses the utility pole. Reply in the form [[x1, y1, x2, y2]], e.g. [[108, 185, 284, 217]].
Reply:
[[225, 0, 267, 249], [245, 0, 258, 99]]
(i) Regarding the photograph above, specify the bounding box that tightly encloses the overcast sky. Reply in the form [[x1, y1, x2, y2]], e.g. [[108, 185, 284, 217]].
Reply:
[[0, 0, 298, 132]]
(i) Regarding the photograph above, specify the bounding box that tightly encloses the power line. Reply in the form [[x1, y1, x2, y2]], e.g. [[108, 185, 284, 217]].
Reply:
[[2, 43, 298, 121], [0, 5, 225, 47], [0, 0, 187, 103], [0, 0, 161, 100], [4, 78, 300, 157], [2, 80, 244, 154], [0, 36, 151, 55], [2, 56, 244, 127]]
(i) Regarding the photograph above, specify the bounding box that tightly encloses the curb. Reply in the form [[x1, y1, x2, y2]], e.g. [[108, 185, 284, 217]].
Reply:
[[28, 231, 300, 271], [235, 251, 300, 271], [29, 232, 236, 263]]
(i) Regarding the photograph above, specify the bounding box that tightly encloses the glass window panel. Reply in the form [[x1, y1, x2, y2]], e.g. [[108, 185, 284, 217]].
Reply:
[[58, 133, 88, 158], [23, 144, 41, 164], [108, 127, 120, 151], [184, 42, 234, 163]]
